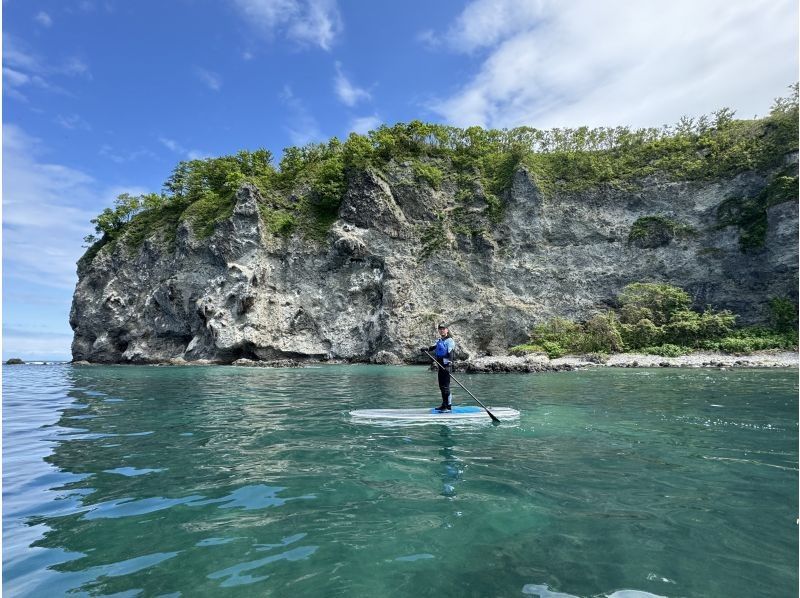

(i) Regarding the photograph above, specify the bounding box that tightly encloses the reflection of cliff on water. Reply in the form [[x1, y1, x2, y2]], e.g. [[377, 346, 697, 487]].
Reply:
[[29, 365, 336, 594]]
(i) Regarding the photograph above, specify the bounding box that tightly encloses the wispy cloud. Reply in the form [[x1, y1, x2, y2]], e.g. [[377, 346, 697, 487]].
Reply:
[[62, 57, 92, 79], [232, 0, 342, 50], [2, 333, 74, 361], [349, 114, 381, 135], [35, 11, 53, 27], [55, 113, 92, 130], [279, 85, 322, 145], [3, 124, 115, 290], [99, 144, 156, 163], [158, 136, 210, 160], [431, 0, 799, 129], [2, 35, 90, 100], [3, 36, 42, 72], [195, 67, 222, 91], [334, 61, 370, 107]]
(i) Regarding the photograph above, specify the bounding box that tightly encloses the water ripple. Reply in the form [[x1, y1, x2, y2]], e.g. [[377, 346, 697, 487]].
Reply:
[[3, 364, 797, 597]]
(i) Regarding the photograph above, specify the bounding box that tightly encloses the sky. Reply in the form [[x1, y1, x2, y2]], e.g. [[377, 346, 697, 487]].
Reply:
[[2, 0, 798, 361]]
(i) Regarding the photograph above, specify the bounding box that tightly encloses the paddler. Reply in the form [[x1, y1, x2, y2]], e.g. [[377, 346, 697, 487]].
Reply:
[[420, 322, 456, 412]]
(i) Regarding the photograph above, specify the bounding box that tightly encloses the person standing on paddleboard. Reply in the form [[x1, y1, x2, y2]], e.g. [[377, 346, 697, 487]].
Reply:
[[420, 323, 456, 412]]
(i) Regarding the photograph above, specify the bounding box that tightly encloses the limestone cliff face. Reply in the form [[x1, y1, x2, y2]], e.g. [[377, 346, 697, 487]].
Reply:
[[70, 159, 799, 364]]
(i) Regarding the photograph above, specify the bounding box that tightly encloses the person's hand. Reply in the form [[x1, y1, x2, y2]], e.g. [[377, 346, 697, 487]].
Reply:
[[419, 347, 428, 353]]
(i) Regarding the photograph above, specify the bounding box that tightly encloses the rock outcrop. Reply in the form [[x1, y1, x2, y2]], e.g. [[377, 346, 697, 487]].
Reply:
[[71, 159, 799, 364]]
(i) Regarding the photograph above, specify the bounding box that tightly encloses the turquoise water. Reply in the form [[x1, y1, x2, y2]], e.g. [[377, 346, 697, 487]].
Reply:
[[3, 364, 797, 597]]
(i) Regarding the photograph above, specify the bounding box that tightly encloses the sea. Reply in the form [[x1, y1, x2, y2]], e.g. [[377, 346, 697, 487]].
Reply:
[[3, 363, 797, 597]]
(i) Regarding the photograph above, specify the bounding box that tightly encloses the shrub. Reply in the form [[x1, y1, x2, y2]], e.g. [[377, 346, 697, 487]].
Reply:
[[260, 206, 296, 236], [181, 191, 236, 239], [309, 153, 346, 213], [508, 344, 544, 356], [412, 161, 444, 189], [768, 297, 798, 333], [582, 312, 624, 353], [697, 308, 737, 338], [618, 282, 691, 326], [718, 337, 754, 354], [419, 219, 449, 258], [620, 318, 663, 349], [619, 304, 655, 325], [529, 317, 584, 348], [628, 216, 696, 248], [540, 341, 566, 359], [640, 344, 692, 357], [514, 282, 776, 357], [716, 168, 798, 251]]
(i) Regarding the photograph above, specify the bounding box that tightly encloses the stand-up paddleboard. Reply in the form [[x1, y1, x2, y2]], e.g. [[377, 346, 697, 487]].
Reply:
[[349, 405, 519, 422]]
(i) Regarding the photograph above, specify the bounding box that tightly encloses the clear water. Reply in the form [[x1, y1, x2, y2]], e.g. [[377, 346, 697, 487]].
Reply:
[[3, 364, 797, 597]]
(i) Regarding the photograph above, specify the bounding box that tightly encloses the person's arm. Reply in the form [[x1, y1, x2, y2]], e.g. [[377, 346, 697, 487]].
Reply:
[[444, 338, 455, 363]]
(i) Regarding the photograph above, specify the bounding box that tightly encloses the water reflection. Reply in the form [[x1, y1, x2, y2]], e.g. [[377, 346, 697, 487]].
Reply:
[[437, 426, 462, 497], [3, 365, 798, 597]]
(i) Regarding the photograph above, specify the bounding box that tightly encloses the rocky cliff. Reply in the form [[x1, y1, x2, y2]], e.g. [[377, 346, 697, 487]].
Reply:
[[71, 155, 798, 364]]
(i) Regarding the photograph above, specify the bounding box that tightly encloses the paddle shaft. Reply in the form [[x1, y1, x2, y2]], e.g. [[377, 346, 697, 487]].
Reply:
[[423, 350, 500, 423]]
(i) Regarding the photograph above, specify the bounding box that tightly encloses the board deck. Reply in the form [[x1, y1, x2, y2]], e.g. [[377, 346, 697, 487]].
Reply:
[[349, 406, 519, 422]]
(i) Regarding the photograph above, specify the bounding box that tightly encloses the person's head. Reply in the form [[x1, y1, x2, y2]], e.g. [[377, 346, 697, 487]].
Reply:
[[437, 322, 449, 337]]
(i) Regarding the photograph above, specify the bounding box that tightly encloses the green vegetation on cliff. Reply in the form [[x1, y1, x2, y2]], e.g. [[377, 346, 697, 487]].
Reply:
[[628, 216, 697, 247], [80, 85, 798, 267], [509, 283, 798, 357]]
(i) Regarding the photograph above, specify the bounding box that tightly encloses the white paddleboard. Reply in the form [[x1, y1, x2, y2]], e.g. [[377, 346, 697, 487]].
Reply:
[[349, 405, 519, 422]]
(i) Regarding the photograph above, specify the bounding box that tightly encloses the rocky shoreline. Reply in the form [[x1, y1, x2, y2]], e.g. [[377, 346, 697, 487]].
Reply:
[[70, 350, 798, 370], [457, 350, 799, 373]]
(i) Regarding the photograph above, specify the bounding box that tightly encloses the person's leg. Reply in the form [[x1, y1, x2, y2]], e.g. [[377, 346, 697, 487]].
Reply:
[[437, 365, 451, 410]]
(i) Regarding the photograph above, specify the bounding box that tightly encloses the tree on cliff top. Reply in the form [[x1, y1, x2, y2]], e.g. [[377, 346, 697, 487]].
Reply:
[[79, 85, 798, 259]]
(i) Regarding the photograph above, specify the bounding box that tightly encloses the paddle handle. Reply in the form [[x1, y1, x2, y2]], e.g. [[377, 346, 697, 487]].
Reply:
[[422, 350, 500, 423]]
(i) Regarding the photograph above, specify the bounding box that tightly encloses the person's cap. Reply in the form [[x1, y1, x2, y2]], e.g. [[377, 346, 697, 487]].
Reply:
[[437, 322, 448, 329]]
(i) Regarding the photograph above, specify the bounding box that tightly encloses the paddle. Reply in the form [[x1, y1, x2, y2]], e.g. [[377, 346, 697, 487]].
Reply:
[[422, 349, 500, 423]]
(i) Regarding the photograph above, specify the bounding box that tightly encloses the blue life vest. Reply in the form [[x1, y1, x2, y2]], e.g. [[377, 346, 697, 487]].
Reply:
[[434, 337, 456, 363]]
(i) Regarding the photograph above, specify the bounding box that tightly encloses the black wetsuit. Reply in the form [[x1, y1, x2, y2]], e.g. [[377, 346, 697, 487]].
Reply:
[[429, 336, 456, 407]]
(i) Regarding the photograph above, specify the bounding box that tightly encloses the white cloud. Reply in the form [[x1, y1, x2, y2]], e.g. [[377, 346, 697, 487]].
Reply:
[[334, 61, 370, 106], [3, 37, 42, 72], [349, 114, 381, 135], [2, 333, 73, 361], [3, 67, 31, 87], [444, 0, 546, 52], [416, 29, 439, 49], [232, 0, 342, 50], [157, 136, 209, 161], [2, 35, 89, 100], [279, 85, 323, 145], [55, 114, 92, 130], [35, 11, 53, 27], [2, 125, 110, 290], [195, 67, 222, 91], [432, 0, 799, 129], [62, 57, 92, 78], [158, 137, 183, 153], [99, 144, 156, 163]]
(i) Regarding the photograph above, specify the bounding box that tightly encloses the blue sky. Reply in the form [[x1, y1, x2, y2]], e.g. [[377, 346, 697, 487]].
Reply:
[[3, 0, 798, 361]]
